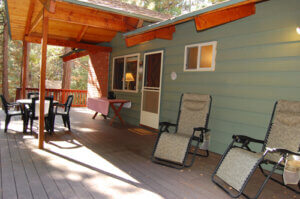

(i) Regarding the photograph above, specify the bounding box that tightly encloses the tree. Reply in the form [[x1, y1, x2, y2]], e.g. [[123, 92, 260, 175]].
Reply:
[[122, 0, 227, 16], [0, 6, 9, 100]]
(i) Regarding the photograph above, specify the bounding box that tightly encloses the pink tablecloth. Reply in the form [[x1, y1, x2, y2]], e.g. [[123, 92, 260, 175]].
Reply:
[[87, 97, 130, 116], [87, 98, 110, 115]]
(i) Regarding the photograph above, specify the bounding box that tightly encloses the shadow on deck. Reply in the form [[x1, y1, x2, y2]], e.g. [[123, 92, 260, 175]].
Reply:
[[0, 108, 297, 199]]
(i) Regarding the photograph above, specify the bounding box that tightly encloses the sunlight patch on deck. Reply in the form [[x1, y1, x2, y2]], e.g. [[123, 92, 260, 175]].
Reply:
[[24, 138, 163, 199]]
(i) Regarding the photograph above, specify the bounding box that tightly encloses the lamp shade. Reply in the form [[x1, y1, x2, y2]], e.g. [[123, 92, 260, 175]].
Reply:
[[125, 73, 135, 82]]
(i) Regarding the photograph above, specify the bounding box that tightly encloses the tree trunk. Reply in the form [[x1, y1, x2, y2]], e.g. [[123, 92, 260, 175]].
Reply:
[[2, 22, 9, 100], [61, 47, 72, 89]]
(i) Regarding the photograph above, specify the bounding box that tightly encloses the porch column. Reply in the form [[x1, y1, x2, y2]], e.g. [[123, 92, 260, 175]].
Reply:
[[21, 41, 28, 98], [38, 8, 49, 149]]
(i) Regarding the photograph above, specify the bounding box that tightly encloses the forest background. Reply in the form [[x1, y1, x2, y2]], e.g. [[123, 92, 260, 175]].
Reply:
[[0, 0, 224, 101]]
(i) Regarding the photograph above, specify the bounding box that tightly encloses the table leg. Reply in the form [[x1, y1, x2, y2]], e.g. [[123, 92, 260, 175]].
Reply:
[[92, 112, 98, 119], [109, 103, 125, 125]]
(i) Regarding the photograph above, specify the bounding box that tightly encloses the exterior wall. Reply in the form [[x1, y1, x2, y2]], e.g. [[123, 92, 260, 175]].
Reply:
[[88, 51, 110, 98], [109, 0, 300, 154]]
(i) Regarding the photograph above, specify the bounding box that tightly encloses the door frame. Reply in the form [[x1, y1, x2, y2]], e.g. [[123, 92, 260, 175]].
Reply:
[[140, 50, 164, 129]]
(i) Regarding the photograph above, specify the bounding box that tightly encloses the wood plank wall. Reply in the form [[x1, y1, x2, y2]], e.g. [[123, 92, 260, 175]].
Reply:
[[108, 0, 300, 154]]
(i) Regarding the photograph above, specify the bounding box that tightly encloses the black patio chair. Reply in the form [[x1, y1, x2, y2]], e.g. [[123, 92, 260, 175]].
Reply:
[[54, 95, 73, 130], [1, 94, 23, 132], [212, 100, 300, 199], [24, 96, 54, 134], [151, 93, 212, 169], [27, 92, 39, 99]]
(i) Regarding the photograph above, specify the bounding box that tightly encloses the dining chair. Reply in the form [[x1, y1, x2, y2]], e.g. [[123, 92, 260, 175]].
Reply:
[[1, 95, 23, 132], [24, 96, 54, 134], [54, 95, 73, 130], [27, 92, 39, 99]]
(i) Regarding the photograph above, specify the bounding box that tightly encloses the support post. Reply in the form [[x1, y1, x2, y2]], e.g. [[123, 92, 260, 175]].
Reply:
[[38, 8, 49, 149], [21, 41, 28, 98]]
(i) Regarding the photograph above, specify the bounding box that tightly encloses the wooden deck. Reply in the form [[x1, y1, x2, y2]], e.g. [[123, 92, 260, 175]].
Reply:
[[0, 108, 298, 199]]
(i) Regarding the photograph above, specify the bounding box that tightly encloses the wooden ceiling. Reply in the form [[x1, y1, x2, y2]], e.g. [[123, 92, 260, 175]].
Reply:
[[6, 0, 146, 48]]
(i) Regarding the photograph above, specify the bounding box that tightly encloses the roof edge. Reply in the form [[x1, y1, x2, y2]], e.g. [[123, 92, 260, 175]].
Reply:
[[123, 0, 261, 37], [61, 0, 165, 22]]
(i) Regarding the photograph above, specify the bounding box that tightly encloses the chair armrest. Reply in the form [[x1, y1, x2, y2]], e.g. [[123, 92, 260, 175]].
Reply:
[[159, 122, 177, 133], [192, 127, 210, 141], [193, 127, 210, 133], [266, 148, 300, 156], [232, 135, 264, 144], [55, 103, 65, 113]]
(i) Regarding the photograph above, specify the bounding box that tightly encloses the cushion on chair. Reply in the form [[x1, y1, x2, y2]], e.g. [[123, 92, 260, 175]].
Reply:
[[216, 148, 262, 191], [265, 100, 300, 163], [154, 133, 191, 164], [177, 94, 210, 137]]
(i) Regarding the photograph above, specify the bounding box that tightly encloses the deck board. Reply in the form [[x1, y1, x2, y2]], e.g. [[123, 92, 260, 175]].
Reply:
[[0, 108, 298, 199], [0, 133, 18, 199], [7, 134, 33, 199]]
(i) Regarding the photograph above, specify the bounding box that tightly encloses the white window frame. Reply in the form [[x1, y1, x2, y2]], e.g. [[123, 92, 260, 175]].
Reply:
[[183, 41, 217, 72], [112, 53, 140, 93]]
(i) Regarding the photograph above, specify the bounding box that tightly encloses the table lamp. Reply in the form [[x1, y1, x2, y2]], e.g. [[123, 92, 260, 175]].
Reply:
[[125, 72, 135, 90]]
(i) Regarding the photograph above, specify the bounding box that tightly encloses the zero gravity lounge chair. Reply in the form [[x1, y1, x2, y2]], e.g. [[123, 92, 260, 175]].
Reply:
[[151, 93, 212, 169], [212, 100, 300, 199]]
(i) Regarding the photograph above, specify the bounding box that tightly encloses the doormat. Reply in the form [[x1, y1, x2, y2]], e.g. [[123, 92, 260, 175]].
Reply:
[[128, 128, 157, 136]]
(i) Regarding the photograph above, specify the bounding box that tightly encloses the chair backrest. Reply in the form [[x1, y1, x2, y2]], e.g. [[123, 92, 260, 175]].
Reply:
[[0, 94, 9, 114], [27, 92, 39, 99], [264, 100, 300, 163], [64, 95, 73, 113], [176, 93, 212, 136], [31, 96, 53, 118]]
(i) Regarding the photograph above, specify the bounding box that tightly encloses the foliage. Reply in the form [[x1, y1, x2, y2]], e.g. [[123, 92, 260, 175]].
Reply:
[[122, 0, 226, 16]]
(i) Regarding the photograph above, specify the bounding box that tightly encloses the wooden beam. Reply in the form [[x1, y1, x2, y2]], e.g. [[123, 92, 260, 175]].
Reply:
[[136, 19, 144, 28], [29, 9, 43, 34], [21, 41, 28, 98], [194, 3, 256, 31], [156, 26, 175, 40], [76, 26, 88, 42], [62, 50, 90, 62], [25, 35, 112, 52], [24, 0, 35, 36], [38, 8, 49, 149], [47, 5, 133, 32], [39, 0, 56, 13], [125, 26, 175, 47]]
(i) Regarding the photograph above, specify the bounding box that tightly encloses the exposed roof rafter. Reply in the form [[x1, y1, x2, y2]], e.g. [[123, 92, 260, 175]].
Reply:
[[25, 35, 112, 51]]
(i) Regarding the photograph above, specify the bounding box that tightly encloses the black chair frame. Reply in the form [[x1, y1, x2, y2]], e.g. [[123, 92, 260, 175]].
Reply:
[[212, 101, 300, 199], [54, 95, 73, 130], [151, 94, 212, 169], [23, 96, 54, 134], [27, 92, 39, 99], [1, 95, 23, 133]]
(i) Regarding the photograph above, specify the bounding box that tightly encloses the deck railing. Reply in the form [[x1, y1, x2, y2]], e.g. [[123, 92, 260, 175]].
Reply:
[[16, 88, 87, 107]]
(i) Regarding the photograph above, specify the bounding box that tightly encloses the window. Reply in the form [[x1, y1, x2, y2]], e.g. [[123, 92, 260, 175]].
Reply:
[[184, 41, 217, 71], [112, 54, 139, 92]]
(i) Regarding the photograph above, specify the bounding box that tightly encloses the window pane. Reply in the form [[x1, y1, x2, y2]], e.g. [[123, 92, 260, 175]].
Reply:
[[125, 56, 138, 91], [113, 58, 124, 90], [186, 47, 198, 70], [144, 53, 162, 88], [200, 45, 213, 68]]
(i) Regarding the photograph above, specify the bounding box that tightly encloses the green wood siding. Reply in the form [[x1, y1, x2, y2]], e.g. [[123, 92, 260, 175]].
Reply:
[[108, 0, 300, 154]]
